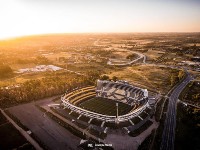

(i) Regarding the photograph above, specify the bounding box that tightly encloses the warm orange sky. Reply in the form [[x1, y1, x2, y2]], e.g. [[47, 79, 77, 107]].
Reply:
[[0, 0, 200, 39]]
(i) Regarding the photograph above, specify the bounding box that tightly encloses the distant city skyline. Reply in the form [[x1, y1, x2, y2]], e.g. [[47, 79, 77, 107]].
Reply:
[[0, 0, 200, 39]]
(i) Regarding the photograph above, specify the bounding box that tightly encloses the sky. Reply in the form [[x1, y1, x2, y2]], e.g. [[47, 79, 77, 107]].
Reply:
[[0, 0, 200, 39]]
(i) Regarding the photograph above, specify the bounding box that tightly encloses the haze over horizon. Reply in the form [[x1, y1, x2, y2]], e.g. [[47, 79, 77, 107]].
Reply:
[[0, 0, 200, 39]]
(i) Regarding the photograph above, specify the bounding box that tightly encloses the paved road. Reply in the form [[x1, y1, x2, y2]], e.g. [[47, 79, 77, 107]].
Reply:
[[93, 39, 146, 66], [160, 73, 192, 150], [107, 51, 146, 66], [0, 108, 43, 150]]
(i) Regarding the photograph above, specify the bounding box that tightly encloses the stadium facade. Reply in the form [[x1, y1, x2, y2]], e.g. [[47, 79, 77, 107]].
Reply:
[[61, 80, 150, 124]]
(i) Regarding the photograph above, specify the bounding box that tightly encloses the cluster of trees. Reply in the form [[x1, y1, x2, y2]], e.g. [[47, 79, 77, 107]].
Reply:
[[154, 52, 169, 63], [181, 45, 200, 56], [16, 58, 35, 64], [192, 93, 200, 100], [88, 49, 113, 58], [0, 71, 99, 108], [35, 56, 51, 65], [0, 64, 13, 78], [170, 69, 185, 86], [126, 54, 137, 60], [14, 56, 51, 65], [99, 75, 118, 82], [183, 81, 200, 104]]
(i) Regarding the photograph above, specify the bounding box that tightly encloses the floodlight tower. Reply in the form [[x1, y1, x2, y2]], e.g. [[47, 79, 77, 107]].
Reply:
[[116, 103, 119, 118], [115, 103, 119, 124]]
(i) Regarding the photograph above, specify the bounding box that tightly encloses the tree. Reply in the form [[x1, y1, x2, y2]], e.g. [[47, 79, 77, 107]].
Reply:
[[35, 56, 50, 65], [112, 76, 118, 82], [126, 54, 137, 60], [86, 70, 101, 84], [0, 64, 13, 78], [100, 75, 110, 80], [170, 74, 179, 86], [178, 69, 185, 81]]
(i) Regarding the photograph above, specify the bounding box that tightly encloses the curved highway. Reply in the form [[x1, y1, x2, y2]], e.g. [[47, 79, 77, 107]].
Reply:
[[160, 71, 193, 150], [107, 51, 146, 66], [93, 39, 146, 66]]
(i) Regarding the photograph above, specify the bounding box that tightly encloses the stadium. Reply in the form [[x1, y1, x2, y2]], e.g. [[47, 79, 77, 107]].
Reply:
[[61, 80, 152, 129]]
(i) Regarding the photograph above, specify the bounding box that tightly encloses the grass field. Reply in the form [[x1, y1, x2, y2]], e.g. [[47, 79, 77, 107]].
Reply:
[[78, 97, 132, 116], [0, 72, 46, 87], [108, 65, 178, 94]]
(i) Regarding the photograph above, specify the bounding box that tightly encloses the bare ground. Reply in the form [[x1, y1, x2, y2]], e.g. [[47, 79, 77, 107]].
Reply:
[[7, 97, 80, 150]]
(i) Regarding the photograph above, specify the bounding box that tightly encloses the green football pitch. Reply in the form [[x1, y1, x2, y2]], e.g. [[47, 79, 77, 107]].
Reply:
[[78, 97, 133, 116]]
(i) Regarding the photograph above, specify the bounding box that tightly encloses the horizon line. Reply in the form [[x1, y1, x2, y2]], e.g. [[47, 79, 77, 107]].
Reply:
[[1, 31, 200, 41]]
